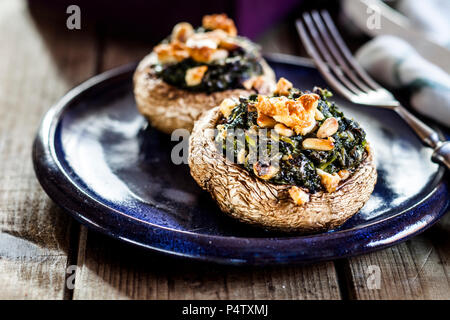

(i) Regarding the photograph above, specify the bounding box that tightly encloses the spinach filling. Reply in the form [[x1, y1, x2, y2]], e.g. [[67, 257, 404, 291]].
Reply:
[[215, 89, 368, 193], [153, 31, 264, 93]]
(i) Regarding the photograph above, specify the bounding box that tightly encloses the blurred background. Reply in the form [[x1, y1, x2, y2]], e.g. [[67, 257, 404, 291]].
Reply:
[[32, 0, 341, 57], [28, 0, 449, 125], [29, 0, 450, 74]]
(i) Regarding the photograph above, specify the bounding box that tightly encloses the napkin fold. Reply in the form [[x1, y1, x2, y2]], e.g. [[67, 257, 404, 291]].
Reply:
[[356, 35, 450, 127]]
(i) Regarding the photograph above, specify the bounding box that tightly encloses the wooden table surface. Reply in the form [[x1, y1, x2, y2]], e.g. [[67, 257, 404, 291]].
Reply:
[[1, 0, 449, 300]]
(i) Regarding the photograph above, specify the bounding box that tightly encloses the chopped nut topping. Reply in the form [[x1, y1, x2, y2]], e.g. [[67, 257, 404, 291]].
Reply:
[[206, 29, 229, 42], [186, 37, 218, 50], [210, 48, 229, 61], [185, 66, 208, 86], [302, 137, 335, 151], [253, 76, 273, 94], [202, 14, 237, 36], [219, 36, 240, 50], [253, 161, 279, 180], [154, 16, 237, 64], [171, 22, 194, 43], [188, 47, 228, 63], [317, 117, 339, 138], [242, 76, 272, 94], [288, 186, 310, 205], [237, 148, 246, 164], [274, 123, 294, 137], [154, 43, 189, 64], [242, 76, 258, 90], [338, 169, 351, 180], [219, 98, 238, 118], [295, 118, 317, 136], [315, 109, 325, 121], [216, 124, 227, 139], [316, 169, 341, 193], [256, 114, 277, 128], [255, 93, 320, 136], [186, 30, 227, 49], [274, 77, 293, 96]]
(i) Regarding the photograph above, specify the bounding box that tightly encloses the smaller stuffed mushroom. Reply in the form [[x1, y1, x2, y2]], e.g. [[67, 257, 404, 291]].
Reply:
[[189, 78, 377, 233], [134, 14, 276, 134]]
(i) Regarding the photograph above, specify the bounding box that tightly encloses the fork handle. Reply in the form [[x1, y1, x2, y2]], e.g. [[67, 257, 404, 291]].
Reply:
[[432, 142, 450, 170], [394, 105, 450, 170]]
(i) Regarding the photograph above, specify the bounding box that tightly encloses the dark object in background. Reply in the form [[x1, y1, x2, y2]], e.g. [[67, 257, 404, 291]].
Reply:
[[32, 0, 303, 41], [235, 0, 301, 38]]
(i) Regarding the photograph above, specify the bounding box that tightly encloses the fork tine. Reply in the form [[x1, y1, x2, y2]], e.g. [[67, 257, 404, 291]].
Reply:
[[310, 11, 371, 93], [296, 18, 355, 101], [320, 10, 382, 91], [302, 12, 365, 96]]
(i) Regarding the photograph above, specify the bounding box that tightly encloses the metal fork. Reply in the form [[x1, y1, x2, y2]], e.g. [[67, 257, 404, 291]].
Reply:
[[296, 10, 450, 170]]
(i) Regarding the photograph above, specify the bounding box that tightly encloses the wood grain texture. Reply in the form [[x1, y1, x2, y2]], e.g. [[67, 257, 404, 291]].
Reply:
[[73, 228, 341, 300], [0, 0, 96, 299], [71, 33, 341, 300], [343, 213, 450, 300]]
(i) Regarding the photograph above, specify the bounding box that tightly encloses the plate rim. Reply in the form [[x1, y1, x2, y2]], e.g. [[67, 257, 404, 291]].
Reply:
[[32, 54, 450, 265]]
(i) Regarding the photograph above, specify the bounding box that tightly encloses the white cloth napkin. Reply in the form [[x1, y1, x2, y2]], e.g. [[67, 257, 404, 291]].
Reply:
[[356, 35, 450, 127], [397, 0, 450, 48]]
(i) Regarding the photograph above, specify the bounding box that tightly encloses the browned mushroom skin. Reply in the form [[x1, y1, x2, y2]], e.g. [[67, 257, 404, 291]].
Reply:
[[189, 107, 377, 233], [133, 53, 276, 134]]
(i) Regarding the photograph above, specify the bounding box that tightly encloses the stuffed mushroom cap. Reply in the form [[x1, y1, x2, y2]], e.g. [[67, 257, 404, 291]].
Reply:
[[133, 14, 276, 134], [188, 84, 377, 233], [134, 53, 275, 134]]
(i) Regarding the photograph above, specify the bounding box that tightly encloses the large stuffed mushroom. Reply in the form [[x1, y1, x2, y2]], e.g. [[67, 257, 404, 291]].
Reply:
[[134, 14, 276, 134], [189, 78, 377, 232]]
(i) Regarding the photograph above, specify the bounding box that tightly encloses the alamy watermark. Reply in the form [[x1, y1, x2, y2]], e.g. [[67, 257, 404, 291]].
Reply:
[[65, 4, 381, 32], [66, 5, 81, 30], [170, 128, 284, 168], [66, 265, 77, 290], [366, 4, 381, 30], [366, 265, 381, 290]]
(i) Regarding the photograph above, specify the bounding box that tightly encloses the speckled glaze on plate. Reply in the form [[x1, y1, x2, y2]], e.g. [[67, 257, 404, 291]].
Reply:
[[33, 54, 449, 265]]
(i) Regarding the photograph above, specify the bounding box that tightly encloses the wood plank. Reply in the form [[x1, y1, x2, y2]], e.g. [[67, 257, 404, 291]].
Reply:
[[342, 213, 450, 300], [74, 228, 340, 300], [0, 0, 97, 299], [72, 31, 341, 300]]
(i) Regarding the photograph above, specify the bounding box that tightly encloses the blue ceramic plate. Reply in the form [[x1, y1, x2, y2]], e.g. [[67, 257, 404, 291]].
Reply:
[[33, 54, 449, 265]]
